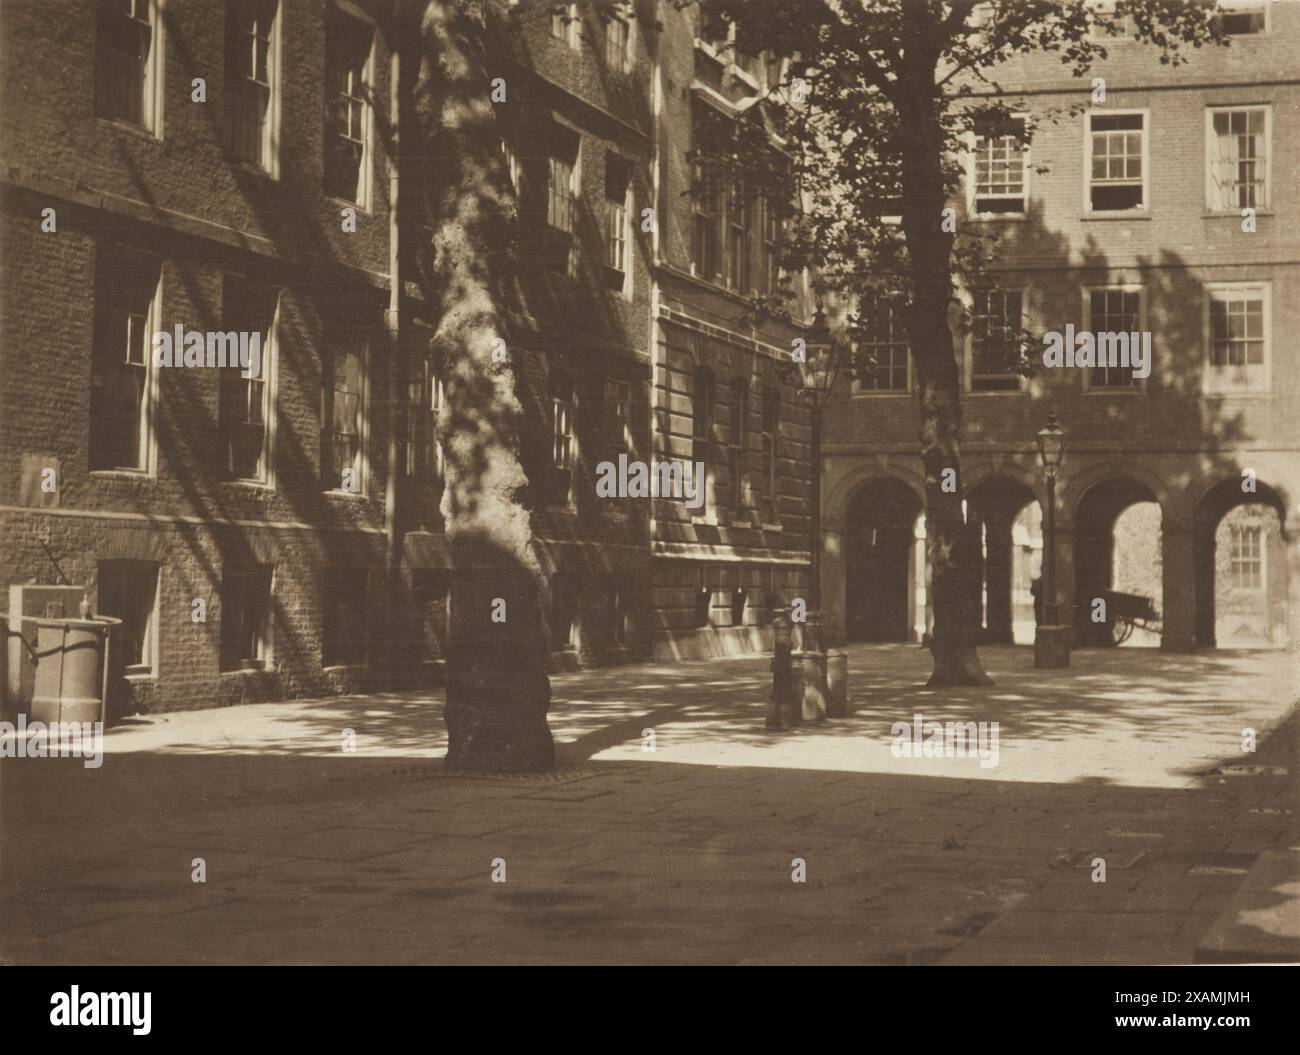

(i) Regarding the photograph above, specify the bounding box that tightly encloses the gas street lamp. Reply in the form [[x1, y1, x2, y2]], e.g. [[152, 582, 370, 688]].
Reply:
[[1034, 411, 1070, 668], [790, 304, 840, 641], [773, 302, 849, 724]]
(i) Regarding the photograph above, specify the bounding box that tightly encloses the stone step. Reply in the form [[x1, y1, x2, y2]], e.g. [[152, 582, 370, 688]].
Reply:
[[1195, 847, 1300, 964]]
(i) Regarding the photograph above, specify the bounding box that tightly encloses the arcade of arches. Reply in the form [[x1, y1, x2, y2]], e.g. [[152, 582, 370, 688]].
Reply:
[[822, 467, 1297, 653]]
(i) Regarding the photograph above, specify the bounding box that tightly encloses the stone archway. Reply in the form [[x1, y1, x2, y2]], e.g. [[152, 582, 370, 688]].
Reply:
[[1071, 476, 1164, 648], [843, 478, 926, 643], [965, 477, 1042, 646], [1194, 477, 1290, 649]]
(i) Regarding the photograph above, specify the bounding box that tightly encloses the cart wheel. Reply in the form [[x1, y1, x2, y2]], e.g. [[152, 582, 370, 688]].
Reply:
[[1112, 616, 1135, 645]]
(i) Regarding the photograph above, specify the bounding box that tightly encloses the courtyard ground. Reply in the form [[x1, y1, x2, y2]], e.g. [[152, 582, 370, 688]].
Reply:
[[1, 643, 1296, 965]]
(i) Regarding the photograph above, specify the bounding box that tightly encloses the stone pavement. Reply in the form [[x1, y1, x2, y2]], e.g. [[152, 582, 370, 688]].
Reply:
[[1, 644, 1296, 965]]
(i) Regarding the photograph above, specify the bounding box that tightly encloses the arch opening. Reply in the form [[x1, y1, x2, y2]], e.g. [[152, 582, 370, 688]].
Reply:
[[1073, 477, 1163, 648], [967, 478, 1042, 646], [844, 479, 924, 642], [1194, 479, 1289, 649]]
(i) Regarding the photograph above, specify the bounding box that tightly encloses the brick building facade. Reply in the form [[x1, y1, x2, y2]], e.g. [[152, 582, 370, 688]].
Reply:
[[0, 1, 813, 714], [820, 0, 1300, 653], [647, 1, 812, 659]]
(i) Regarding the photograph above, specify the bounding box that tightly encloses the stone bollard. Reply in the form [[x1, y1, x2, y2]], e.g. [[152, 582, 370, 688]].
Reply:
[[768, 608, 796, 730], [791, 649, 828, 723], [826, 650, 849, 717], [797, 609, 822, 654], [1034, 625, 1071, 668]]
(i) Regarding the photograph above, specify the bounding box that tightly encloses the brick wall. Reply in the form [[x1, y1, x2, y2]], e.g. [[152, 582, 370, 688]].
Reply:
[[646, 0, 813, 659], [817, 3, 1300, 651]]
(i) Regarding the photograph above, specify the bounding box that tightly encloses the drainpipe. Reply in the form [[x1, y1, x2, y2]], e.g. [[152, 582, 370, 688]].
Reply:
[[384, 26, 402, 691], [647, 2, 664, 545]]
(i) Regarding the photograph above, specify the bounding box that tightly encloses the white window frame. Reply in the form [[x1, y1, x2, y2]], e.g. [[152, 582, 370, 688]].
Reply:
[[967, 114, 1030, 219], [604, 5, 632, 73], [725, 177, 752, 293], [95, 0, 166, 136], [1083, 108, 1150, 216], [221, 564, 274, 672], [550, 369, 575, 506], [605, 155, 631, 295], [503, 140, 521, 194], [547, 122, 581, 278], [1229, 522, 1267, 592], [1203, 281, 1271, 396], [727, 376, 749, 516], [551, 2, 580, 49], [325, 2, 376, 210], [1217, 0, 1269, 36], [97, 559, 160, 677], [1080, 284, 1147, 393], [760, 386, 780, 524], [1086, 0, 1136, 41], [405, 354, 444, 480], [226, 0, 283, 178], [90, 254, 161, 477], [761, 191, 781, 295], [851, 294, 912, 396], [602, 377, 631, 514], [1205, 104, 1271, 214], [325, 339, 370, 496], [221, 281, 279, 487], [552, 391, 573, 472], [690, 158, 721, 281], [964, 286, 1027, 394], [692, 365, 717, 523], [604, 378, 631, 453]]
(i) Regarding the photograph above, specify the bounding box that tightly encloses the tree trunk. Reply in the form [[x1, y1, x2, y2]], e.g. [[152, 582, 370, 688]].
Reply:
[[413, 0, 555, 769], [898, 3, 992, 687], [915, 360, 992, 686]]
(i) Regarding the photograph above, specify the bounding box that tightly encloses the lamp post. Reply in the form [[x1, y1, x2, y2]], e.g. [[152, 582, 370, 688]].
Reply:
[[1034, 412, 1070, 668], [765, 303, 846, 725], [791, 304, 839, 645]]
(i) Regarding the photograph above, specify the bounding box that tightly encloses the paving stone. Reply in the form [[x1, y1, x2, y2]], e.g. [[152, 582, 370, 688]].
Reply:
[[1196, 848, 1300, 963], [2, 643, 1296, 965]]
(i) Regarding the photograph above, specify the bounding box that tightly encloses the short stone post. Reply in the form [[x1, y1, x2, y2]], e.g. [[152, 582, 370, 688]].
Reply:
[[791, 650, 828, 723], [798, 609, 822, 653], [768, 608, 795, 731], [826, 650, 849, 717]]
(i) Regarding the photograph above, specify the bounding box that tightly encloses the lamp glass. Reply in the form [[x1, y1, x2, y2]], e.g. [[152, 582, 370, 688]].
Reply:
[[1036, 423, 1065, 471]]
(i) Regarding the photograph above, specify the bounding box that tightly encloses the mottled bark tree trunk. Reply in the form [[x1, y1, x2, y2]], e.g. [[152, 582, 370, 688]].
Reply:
[[898, 2, 992, 687], [413, 0, 555, 769]]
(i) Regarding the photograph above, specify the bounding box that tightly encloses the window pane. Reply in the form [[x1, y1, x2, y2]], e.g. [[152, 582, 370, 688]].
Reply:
[[95, 0, 152, 127], [325, 10, 371, 202], [98, 560, 157, 669], [971, 290, 1022, 390], [1210, 107, 1267, 210], [221, 565, 271, 670], [222, 278, 276, 480], [227, 1, 277, 169], [1089, 115, 1144, 210], [856, 295, 909, 391], [324, 568, 367, 666], [90, 253, 157, 471]]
